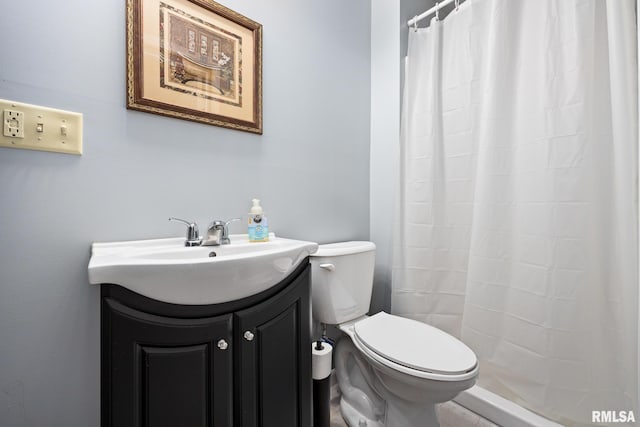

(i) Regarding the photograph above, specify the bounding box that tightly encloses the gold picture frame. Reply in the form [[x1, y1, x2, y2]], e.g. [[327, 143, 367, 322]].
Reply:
[[127, 0, 263, 134]]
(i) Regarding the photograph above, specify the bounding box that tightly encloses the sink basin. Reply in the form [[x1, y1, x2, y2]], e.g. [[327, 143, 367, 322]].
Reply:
[[88, 233, 318, 305]]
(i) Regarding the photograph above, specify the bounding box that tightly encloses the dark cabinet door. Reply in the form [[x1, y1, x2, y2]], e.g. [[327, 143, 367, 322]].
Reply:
[[234, 264, 312, 427], [102, 298, 233, 427]]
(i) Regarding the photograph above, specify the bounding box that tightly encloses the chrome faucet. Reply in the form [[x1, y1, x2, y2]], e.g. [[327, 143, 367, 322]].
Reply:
[[203, 218, 241, 246], [168, 217, 202, 247]]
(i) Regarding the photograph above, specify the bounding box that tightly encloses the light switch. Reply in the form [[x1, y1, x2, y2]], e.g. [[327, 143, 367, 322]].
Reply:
[[0, 99, 82, 155]]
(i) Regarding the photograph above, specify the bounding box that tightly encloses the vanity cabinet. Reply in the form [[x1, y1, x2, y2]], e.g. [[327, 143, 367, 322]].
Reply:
[[101, 260, 312, 427]]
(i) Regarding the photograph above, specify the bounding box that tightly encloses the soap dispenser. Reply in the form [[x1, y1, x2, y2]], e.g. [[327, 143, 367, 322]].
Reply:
[[248, 198, 269, 242]]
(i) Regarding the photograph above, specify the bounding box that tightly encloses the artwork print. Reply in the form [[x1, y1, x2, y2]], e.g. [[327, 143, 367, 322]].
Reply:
[[161, 5, 240, 107], [127, 0, 263, 133]]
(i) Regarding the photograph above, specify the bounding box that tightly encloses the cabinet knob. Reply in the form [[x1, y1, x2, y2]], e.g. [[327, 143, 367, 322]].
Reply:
[[217, 339, 228, 350], [243, 331, 255, 341]]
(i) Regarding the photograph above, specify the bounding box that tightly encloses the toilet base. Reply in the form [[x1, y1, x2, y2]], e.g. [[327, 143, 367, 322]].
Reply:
[[340, 397, 385, 427], [339, 394, 439, 427]]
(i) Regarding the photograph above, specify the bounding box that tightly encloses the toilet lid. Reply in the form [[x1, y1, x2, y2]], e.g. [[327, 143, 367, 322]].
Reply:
[[311, 241, 376, 257], [354, 312, 477, 375]]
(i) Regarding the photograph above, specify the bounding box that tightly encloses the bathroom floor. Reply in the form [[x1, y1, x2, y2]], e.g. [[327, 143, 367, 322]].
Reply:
[[328, 376, 498, 427]]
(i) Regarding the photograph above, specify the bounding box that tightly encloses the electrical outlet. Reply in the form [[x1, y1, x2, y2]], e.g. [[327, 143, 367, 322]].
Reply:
[[3, 109, 24, 138], [0, 99, 83, 155]]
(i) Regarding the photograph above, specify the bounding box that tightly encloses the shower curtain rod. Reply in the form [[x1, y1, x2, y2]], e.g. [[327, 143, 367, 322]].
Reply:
[[407, 0, 461, 27]]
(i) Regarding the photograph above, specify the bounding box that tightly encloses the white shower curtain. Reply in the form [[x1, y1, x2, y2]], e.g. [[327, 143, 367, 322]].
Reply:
[[392, 0, 638, 425]]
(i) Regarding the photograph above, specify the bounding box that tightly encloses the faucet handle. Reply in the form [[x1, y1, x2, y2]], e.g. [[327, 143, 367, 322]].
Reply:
[[221, 218, 241, 244], [168, 217, 202, 247]]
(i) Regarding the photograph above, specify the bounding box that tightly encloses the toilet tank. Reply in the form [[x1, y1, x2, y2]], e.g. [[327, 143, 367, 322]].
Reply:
[[310, 241, 376, 325]]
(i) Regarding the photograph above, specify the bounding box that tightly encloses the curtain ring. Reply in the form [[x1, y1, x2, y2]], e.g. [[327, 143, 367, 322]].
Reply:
[[413, 15, 418, 32], [435, 2, 440, 21], [455, 0, 460, 11]]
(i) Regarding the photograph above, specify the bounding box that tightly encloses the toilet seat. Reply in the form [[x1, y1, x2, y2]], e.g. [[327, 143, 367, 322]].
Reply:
[[348, 312, 478, 382]]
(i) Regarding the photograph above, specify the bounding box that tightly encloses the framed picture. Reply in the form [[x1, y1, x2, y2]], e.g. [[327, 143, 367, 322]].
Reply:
[[127, 0, 263, 134]]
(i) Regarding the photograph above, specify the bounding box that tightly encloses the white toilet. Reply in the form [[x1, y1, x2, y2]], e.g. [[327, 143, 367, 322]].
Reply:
[[310, 241, 478, 427]]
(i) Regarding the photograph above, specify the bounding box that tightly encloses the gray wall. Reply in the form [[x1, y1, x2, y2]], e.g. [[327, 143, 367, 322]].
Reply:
[[370, 0, 400, 314], [0, 1, 370, 425], [369, 0, 429, 315]]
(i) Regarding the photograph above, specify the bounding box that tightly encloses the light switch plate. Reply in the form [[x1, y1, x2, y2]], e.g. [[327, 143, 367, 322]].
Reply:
[[0, 99, 83, 155]]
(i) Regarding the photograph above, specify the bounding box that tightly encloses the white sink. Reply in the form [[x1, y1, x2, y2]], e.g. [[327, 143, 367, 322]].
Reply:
[[88, 233, 318, 305]]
